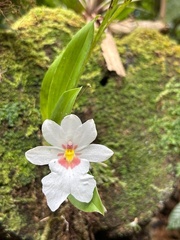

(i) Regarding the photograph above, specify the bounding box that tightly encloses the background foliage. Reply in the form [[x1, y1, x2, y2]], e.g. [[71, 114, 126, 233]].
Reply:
[[0, 0, 180, 42]]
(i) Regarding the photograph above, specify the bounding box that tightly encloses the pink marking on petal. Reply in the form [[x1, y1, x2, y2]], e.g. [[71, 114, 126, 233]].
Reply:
[[67, 141, 73, 149], [62, 144, 66, 149], [58, 156, 80, 169], [70, 157, 80, 169], [58, 157, 69, 169], [58, 153, 63, 156], [73, 145, 78, 150]]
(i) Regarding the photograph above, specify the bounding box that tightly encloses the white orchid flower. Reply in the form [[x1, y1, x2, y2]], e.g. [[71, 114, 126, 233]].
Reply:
[[25, 114, 113, 211]]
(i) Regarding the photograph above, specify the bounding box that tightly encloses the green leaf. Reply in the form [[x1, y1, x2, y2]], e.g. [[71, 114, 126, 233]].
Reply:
[[59, 0, 84, 13], [168, 203, 180, 229], [93, 0, 132, 48], [40, 20, 94, 120], [40, 57, 60, 119], [68, 187, 106, 215], [109, 0, 132, 23], [51, 87, 82, 124], [115, 6, 135, 21]]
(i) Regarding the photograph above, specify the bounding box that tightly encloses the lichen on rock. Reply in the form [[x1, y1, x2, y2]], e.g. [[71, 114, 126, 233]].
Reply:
[[0, 6, 180, 240]]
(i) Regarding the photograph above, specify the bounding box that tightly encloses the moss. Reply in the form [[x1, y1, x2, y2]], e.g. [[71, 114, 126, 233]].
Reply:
[[0, 7, 84, 238], [0, 6, 180, 239], [76, 29, 180, 232], [152, 77, 180, 154]]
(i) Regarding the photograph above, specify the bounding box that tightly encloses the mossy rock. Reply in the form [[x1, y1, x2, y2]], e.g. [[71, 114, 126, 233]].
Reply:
[[0, 6, 179, 240]]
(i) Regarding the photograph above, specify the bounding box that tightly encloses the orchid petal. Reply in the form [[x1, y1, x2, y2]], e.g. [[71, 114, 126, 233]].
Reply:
[[42, 172, 70, 211], [42, 119, 65, 148], [72, 159, 90, 174], [74, 119, 97, 150], [25, 146, 60, 165], [49, 158, 90, 174], [80, 144, 114, 162], [71, 174, 96, 203], [61, 114, 82, 139]]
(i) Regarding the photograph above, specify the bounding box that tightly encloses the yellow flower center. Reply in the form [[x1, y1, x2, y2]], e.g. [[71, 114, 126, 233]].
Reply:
[[64, 149, 75, 162]]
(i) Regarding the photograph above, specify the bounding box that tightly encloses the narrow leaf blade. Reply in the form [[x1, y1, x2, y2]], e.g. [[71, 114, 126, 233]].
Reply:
[[40, 20, 94, 120], [40, 56, 61, 119], [51, 87, 82, 124], [109, 0, 132, 23]]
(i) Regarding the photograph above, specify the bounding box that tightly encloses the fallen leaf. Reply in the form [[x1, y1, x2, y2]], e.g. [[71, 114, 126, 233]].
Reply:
[[101, 31, 126, 77]]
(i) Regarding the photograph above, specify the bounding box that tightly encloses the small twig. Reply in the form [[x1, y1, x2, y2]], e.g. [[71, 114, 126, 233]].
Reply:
[[60, 215, 69, 232], [40, 216, 51, 240], [159, 0, 166, 21]]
